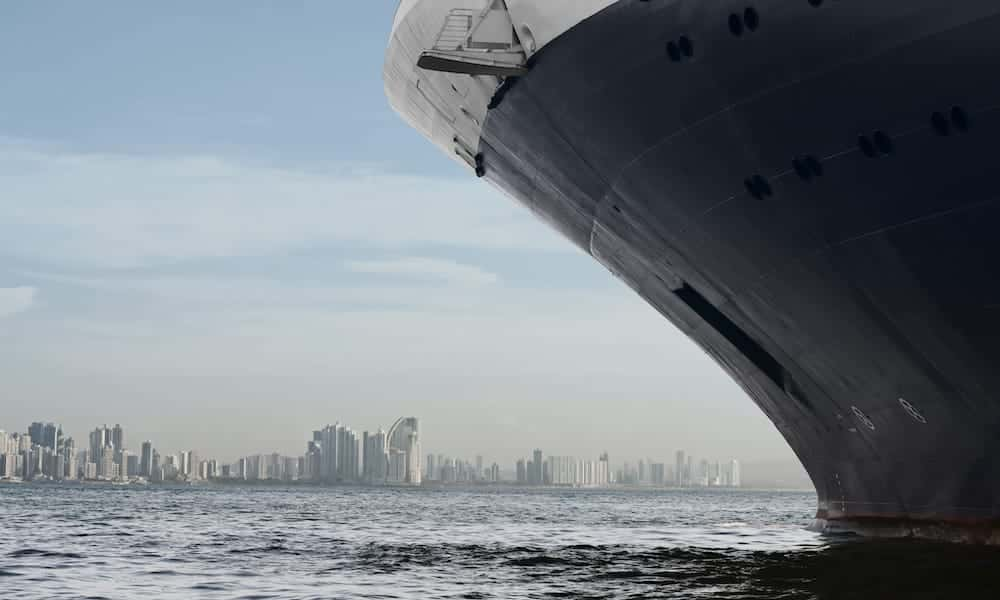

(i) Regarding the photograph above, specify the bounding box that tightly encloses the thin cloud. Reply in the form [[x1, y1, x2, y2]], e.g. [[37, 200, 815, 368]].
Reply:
[[344, 257, 499, 286], [0, 286, 36, 318], [0, 143, 568, 269]]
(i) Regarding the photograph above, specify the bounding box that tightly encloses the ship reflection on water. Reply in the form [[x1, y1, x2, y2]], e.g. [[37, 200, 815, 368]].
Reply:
[[750, 539, 999, 599]]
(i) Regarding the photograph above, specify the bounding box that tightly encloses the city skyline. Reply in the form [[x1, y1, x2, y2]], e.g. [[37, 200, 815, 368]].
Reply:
[[0, 416, 423, 486], [1, 418, 788, 489], [2, 390, 800, 469]]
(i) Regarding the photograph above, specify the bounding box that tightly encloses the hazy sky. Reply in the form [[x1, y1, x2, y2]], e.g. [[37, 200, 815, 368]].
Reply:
[[0, 2, 800, 469]]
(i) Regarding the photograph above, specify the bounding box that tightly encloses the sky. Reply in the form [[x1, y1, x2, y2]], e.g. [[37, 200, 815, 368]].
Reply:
[[0, 1, 802, 473]]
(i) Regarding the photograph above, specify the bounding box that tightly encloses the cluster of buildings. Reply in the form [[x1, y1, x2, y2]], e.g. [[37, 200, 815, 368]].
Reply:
[[0, 423, 77, 481], [424, 454, 501, 483], [0, 422, 220, 483], [0, 417, 422, 487], [515, 449, 612, 487], [614, 450, 741, 488], [2, 420, 740, 490], [513, 449, 741, 489], [301, 417, 422, 485]]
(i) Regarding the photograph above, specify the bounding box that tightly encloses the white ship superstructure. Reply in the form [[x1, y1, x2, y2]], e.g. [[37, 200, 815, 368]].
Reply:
[[385, 0, 614, 172]]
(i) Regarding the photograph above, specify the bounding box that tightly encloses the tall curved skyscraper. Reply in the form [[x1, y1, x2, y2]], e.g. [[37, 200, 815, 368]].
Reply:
[[386, 417, 421, 486]]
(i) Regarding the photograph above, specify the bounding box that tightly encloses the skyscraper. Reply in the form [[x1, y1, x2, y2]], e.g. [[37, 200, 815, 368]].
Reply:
[[674, 450, 685, 487], [532, 449, 543, 486], [651, 462, 666, 486], [140, 441, 153, 478], [111, 424, 125, 453], [89, 425, 117, 461], [730, 459, 741, 488], [335, 426, 360, 481], [425, 453, 436, 482], [99, 447, 115, 480], [63, 439, 77, 480], [28, 422, 44, 447], [90, 427, 105, 460], [179, 451, 192, 477], [385, 417, 421, 485], [304, 441, 321, 481], [317, 424, 355, 483], [362, 429, 388, 484], [126, 453, 139, 479]]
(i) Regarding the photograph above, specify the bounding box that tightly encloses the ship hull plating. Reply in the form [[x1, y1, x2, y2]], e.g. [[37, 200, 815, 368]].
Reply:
[[479, 0, 1000, 540]]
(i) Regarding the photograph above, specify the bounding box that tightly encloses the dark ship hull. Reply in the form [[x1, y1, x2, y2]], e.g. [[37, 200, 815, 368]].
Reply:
[[479, 0, 1000, 542]]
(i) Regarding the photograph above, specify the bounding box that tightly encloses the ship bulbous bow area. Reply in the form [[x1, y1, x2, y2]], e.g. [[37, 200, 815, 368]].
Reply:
[[476, 0, 1000, 542]]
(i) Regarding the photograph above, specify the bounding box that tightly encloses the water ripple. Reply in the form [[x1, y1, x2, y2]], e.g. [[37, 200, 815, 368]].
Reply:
[[1, 485, 997, 598]]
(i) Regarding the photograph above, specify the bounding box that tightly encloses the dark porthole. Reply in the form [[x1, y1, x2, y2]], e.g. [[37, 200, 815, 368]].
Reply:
[[678, 36, 694, 58], [612, 205, 622, 214], [666, 41, 681, 62], [729, 14, 744, 36], [808, 0, 824, 6], [744, 7, 760, 31], [858, 135, 876, 158], [951, 106, 970, 132], [931, 112, 950, 136], [744, 178, 761, 199], [752, 175, 772, 197], [805, 156, 823, 176], [873, 130, 894, 154], [792, 159, 810, 180]]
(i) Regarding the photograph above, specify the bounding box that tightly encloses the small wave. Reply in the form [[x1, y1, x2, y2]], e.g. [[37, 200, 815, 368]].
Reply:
[[0, 569, 22, 577], [507, 555, 567, 567], [191, 583, 227, 591], [8, 548, 84, 559], [590, 569, 645, 580]]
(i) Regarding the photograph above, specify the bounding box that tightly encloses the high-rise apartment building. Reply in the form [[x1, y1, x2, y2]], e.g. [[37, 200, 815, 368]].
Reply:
[[304, 441, 321, 481], [140, 441, 153, 478], [179, 451, 191, 477], [425, 453, 436, 481], [531, 449, 543, 486], [99, 447, 115, 480], [651, 462, 666, 486], [674, 451, 685, 487], [316, 423, 360, 483], [362, 429, 388, 484], [111, 425, 125, 454], [126, 453, 139, 479], [28, 422, 44, 447]]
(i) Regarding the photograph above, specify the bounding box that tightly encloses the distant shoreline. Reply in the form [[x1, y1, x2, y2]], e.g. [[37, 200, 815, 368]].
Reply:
[[0, 479, 815, 493]]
